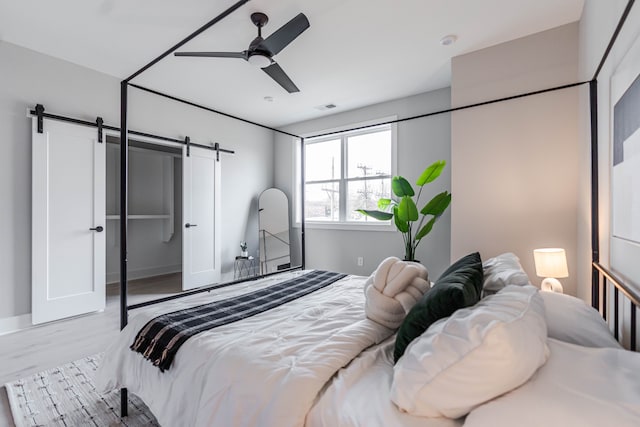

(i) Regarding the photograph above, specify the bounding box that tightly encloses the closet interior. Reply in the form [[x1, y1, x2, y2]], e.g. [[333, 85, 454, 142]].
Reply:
[[105, 136, 183, 293]]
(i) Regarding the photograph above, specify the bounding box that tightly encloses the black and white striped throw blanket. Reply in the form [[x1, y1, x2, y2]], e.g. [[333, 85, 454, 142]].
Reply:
[[130, 270, 346, 371]]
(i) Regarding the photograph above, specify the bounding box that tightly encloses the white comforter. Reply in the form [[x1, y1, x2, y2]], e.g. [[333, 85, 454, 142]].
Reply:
[[308, 335, 640, 427], [306, 336, 463, 427], [96, 272, 392, 427]]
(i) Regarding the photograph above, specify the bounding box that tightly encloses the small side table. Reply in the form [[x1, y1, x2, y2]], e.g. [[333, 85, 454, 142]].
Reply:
[[234, 256, 257, 280]]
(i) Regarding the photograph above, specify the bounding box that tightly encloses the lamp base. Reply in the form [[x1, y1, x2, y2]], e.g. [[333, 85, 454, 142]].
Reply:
[[540, 277, 563, 293]]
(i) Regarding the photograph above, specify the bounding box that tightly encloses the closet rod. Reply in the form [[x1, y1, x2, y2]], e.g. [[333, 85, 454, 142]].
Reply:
[[28, 106, 235, 155]]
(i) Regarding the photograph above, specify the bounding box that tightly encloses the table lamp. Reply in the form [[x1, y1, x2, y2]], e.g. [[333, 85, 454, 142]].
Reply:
[[533, 248, 568, 293]]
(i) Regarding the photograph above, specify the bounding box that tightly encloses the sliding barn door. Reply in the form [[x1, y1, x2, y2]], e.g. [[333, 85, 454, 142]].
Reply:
[[32, 118, 106, 324], [182, 145, 221, 290]]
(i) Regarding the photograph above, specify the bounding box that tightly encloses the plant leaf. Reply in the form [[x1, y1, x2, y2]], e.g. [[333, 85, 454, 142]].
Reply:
[[415, 217, 436, 240], [356, 209, 393, 221], [391, 176, 415, 197], [377, 198, 395, 210], [397, 196, 419, 222], [420, 191, 452, 216], [393, 206, 409, 233], [416, 160, 446, 186]]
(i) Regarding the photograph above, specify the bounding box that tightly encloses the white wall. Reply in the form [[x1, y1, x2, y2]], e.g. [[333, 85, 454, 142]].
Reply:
[[576, 0, 631, 303], [275, 88, 452, 280], [0, 41, 274, 327], [451, 23, 581, 296]]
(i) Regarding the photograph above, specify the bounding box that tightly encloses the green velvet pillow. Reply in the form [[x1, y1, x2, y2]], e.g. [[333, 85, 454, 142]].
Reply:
[[393, 252, 484, 363]]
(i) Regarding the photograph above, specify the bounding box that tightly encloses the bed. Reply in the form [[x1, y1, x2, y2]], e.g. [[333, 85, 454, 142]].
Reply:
[[96, 253, 640, 427], [97, 271, 393, 426], [98, 3, 640, 424]]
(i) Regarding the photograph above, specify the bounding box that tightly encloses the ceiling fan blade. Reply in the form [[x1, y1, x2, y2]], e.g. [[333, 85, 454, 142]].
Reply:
[[259, 13, 310, 56], [174, 51, 247, 59], [262, 62, 300, 93]]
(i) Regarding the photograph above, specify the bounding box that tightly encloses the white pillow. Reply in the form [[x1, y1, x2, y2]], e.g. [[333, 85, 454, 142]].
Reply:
[[390, 285, 549, 418], [540, 291, 621, 349], [482, 252, 532, 296], [464, 339, 640, 427]]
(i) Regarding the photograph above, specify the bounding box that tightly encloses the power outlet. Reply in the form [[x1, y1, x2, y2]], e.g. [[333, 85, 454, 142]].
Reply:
[[357, 256, 364, 267]]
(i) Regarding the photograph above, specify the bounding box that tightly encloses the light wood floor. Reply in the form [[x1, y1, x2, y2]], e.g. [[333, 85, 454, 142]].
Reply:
[[0, 273, 182, 426]]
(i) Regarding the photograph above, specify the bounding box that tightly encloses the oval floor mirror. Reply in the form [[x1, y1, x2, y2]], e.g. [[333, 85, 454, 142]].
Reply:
[[258, 188, 291, 274]]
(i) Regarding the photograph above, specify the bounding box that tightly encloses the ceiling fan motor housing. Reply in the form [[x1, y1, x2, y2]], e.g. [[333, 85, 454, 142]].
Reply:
[[248, 13, 273, 66]]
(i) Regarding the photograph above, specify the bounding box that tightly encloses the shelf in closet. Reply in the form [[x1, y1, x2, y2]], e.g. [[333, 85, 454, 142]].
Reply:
[[105, 147, 176, 243], [105, 214, 174, 243]]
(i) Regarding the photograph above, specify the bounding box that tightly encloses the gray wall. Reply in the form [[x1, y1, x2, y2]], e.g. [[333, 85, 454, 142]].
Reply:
[[127, 87, 275, 282], [275, 88, 452, 280], [0, 41, 274, 325], [450, 23, 581, 296]]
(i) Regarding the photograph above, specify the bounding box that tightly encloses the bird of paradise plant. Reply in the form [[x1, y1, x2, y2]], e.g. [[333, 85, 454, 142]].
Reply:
[[357, 160, 451, 261]]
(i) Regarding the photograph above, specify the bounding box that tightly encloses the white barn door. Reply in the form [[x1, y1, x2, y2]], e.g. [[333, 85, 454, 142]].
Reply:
[[32, 118, 106, 324], [182, 145, 221, 290]]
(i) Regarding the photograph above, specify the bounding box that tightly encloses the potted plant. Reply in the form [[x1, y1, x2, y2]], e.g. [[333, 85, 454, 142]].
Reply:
[[240, 241, 248, 258], [357, 160, 451, 261]]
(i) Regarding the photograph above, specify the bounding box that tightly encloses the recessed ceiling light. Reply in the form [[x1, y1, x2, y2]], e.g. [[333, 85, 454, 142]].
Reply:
[[264, 96, 274, 102], [440, 34, 458, 46]]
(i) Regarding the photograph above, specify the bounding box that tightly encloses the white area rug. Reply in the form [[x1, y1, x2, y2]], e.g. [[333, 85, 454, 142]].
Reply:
[[5, 353, 158, 427]]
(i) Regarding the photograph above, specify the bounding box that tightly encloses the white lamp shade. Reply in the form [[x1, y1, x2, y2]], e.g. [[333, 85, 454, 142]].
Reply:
[[533, 248, 569, 278]]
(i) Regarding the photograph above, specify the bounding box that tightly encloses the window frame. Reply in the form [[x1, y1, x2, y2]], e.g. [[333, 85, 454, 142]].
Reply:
[[293, 116, 398, 231]]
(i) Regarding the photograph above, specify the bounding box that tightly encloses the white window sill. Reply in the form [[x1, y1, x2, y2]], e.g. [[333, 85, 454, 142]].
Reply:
[[294, 221, 396, 232]]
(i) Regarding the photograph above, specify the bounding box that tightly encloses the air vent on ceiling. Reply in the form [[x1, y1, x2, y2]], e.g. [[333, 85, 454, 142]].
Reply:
[[315, 103, 337, 111]]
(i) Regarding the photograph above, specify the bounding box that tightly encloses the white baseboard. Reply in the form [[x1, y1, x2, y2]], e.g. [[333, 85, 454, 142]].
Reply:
[[106, 264, 182, 284], [3, 266, 181, 335], [220, 270, 235, 283], [0, 314, 32, 336]]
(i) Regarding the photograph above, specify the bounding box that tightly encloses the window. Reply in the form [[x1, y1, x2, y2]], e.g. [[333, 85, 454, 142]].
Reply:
[[295, 120, 396, 229]]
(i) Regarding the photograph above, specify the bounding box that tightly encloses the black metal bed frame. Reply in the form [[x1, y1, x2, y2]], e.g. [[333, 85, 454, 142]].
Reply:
[[588, 0, 639, 354], [592, 262, 640, 351], [31, 0, 638, 418]]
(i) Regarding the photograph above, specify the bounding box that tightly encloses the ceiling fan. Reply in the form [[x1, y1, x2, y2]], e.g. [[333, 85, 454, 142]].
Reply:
[[174, 12, 310, 93]]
